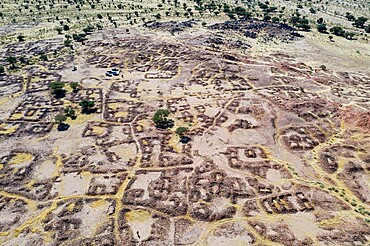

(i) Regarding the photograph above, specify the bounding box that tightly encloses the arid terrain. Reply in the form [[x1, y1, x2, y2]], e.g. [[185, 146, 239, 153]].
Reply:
[[0, 0, 369, 245]]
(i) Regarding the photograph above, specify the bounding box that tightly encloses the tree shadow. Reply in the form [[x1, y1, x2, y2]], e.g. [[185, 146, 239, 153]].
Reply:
[[180, 136, 191, 144], [57, 123, 70, 131], [81, 108, 97, 114]]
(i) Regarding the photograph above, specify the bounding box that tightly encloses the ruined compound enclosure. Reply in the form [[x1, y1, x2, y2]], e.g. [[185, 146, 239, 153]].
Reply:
[[0, 27, 369, 245]]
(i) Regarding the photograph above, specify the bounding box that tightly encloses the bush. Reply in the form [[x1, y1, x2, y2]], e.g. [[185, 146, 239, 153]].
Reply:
[[175, 126, 188, 136], [353, 16, 368, 28], [309, 7, 316, 14], [180, 135, 191, 143], [6, 56, 17, 69], [64, 39, 72, 47], [0, 66, 4, 75], [79, 100, 95, 114], [344, 31, 355, 40], [153, 109, 174, 129], [64, 107, 76, 119], [345, 12, 355, 21], [263, 14, 271, 21], [227, 13, 235, 20], [223, 3, 231, 13], [70, 82, 80, 92], [234, 6, 250, 18], [299, 23, 311, 31], [39, 53, 48, 61], [83, 25, 94, 33], [55, 114, 67, 124], [365, 25, 370, 33], [49, 81, 65, 98], [296, 18, 311, 31], [330, 26, 345, 36], [55, 27, 63, 34], [317, 23, 327, 33], [258, 3, 268, 10], [72, 33, 88, 42], [272, 16, 279, 23]]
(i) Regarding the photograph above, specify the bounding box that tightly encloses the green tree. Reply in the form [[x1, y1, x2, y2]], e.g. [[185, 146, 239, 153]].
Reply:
[[0, 65, 5, 75], [345, 12, 355, 21], [79, 99, 95, 113], [55, 114, 67, 125], [39, 53, 48, 61], [175, 126, 188, 136], [296, 18, 311, 31], [70, 82, 80, 92], [19, 56, 28, 64], [227, 12, 235, 20], [55, 27, 63, 34], [6, 56, 17, 69], [263, 14, 271, 21], [344, 31, 355, 40], [153, 109, 174, 129], [223, 3, 231, 13], [272, 17, 280, 23], [317, 23, 327, 33], [49, 81, 66, 98], [64, 39, 72, 47], [55, 113, 69, 131], [63, 24, 70, 31], [365, 25, 370, 33], [258, 3, 268, 10], [234, 6, 250, 18], [290, 16, 300, 25], [64, 107, 76, 119], [153, 109, 170, 123], [83, 25, 94, 33], [330, 26, 345, 36], [353, 16, 368, 28]]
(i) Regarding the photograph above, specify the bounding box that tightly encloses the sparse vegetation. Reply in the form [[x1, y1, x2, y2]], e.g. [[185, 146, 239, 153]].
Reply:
[[55, 26, 63, 34], [317, 23, 327, 33], [175, 126, 188, 136], [55, 114, 67, 125], [330, 26, 345, 36], [0, 0, 368, 244], [353, 16, 368, 28], [55, 113, 69, 131], [49, 81, 66, 98], [70, 82, 80, 92], [79, 99, 95, 114], [64, 107, 76, 119], [153, 109, 174, 129], [6, 56, 17, 69]]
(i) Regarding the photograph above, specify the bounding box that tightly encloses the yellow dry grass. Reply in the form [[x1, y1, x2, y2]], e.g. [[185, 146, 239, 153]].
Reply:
[[125, 210, 151, 223], [9, 153, 33, 165]]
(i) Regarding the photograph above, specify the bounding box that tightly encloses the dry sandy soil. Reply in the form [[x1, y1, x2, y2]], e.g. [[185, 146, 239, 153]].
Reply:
[[0, 17, 369, 246]]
